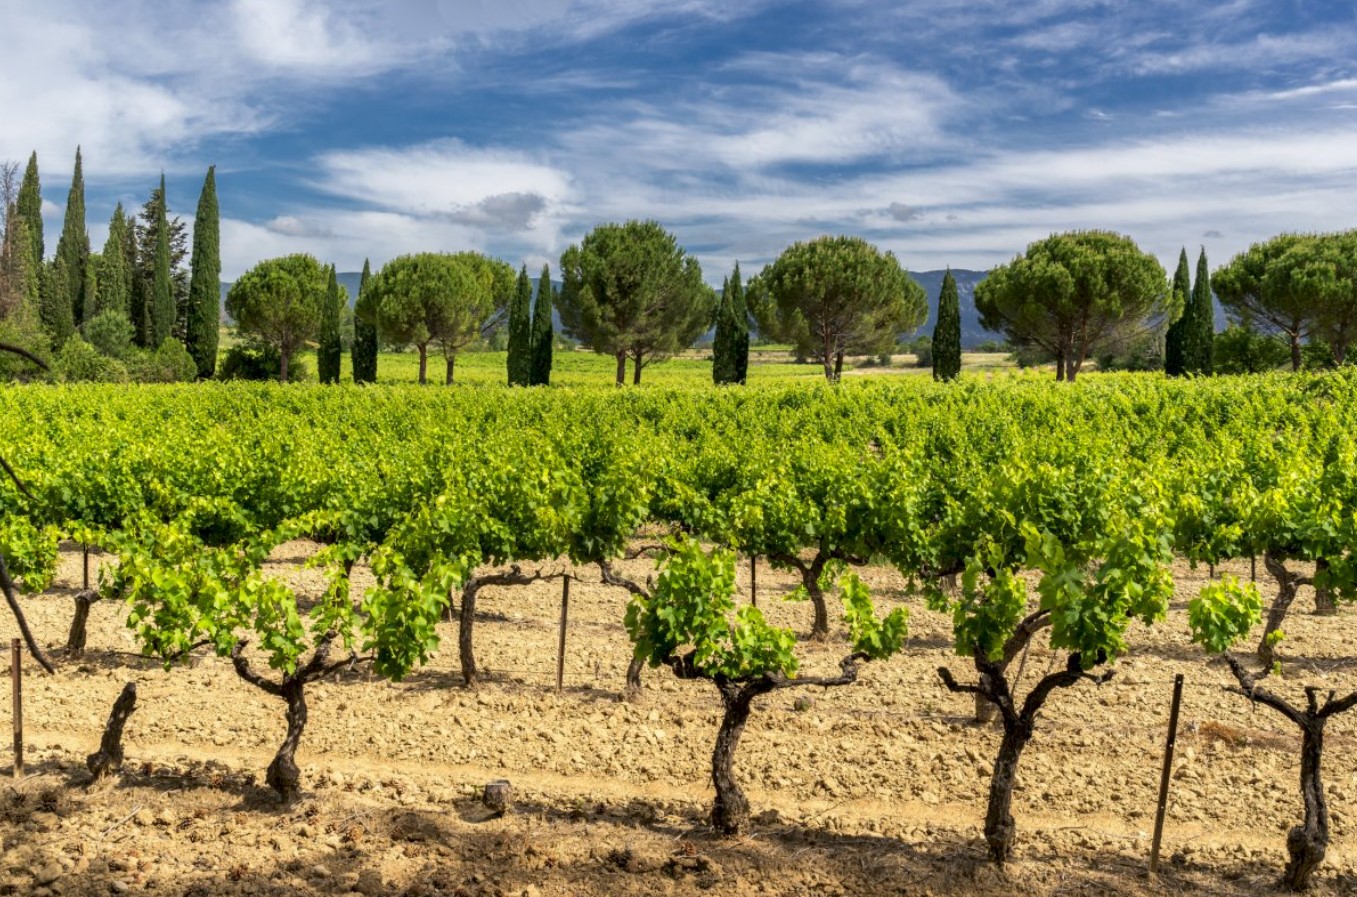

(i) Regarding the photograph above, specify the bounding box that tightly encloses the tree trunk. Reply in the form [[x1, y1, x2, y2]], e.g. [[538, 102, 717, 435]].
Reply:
[[267, 679, 307, 803], [615, 351, 626, 386], [445, 354, 456, 385], [417, 344, 428, 384], [632, 352, 642, 385], [711, 683, 764, 835], [821, 347, 836, 381], [1055, 353, 1066, 381], [66, 590, 99, 656], [984, 717, 1033, 867], [459, 581, 479, 686], [279, 349, 290, 383], [1284, 720, 1329, 891], [1312, 558, 1336, 616], [802, 565, 830, 640], [1290, 332, 1303, 372], [86, 682, 137, 782], [625, 656, 644, 695], [834, 351, 844, 380], [1260, 553, 1301, 667]]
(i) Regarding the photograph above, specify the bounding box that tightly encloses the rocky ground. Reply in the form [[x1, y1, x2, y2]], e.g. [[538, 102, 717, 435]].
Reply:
[[1, 544, 1355, 896]]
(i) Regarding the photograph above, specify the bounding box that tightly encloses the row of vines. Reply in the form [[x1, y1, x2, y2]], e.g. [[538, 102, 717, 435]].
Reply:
[[3, 374, 1356, 889]]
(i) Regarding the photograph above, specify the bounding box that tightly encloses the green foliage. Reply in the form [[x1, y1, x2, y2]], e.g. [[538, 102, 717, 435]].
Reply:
[[218, 342, 309, 382], [947, 550, 1028, 661], [126, 338, 197, 383], [1213, 323, 1289, 374], [625, 538, 799, 680], [713, 263, 750, 385], [367, 252, 513, 384], [1187, 575, 1262, 654], [317, 265, 343, 384], [1164, 248, 1192, 377], [530, 264, 554, 386], [975, 230, 1171, 381], [93, 206, 132, 320], [186, 167, 220, 379], [83, 308, 135, 359], [750, 235, 926, 381], [1210, 232, 1357, 370], [1191, 248, 1214, 374], [15, 153, 43, 276], [55, 337, 128, 383], [50, 148, 88, 334], [0, 517, 59, 594], [351, 259, 378, 383], [507, 264, 533, 385], [225, 254, 328, 381], [932, 269, 962, 381], [841, 572, 908, 660], [558, 220, 714, 384], [151, 174, 174, 348]]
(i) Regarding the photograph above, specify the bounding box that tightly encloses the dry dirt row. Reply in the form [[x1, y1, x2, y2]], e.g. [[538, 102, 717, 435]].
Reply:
[[1, 544, 1355, 896]]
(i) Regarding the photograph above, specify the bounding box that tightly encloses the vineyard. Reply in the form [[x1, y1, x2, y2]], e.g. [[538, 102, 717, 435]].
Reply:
[[2, 374, 1357, 896]]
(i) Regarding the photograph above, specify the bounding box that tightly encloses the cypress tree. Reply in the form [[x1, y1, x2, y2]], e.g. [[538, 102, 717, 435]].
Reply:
[[507, 263, 533, 385], [351, 258, 378, 383], [15, 153, 43, 277], [730, 262, 749, 384], [713, 263, 750, 384], [186, 166, 220, 378], [1163, 248, 1192, 376], [932, 268, 962, 381], [712, 275, 735, 384], [318, 264, 343, 383], [44, 148, 87, 346], [529, 263, 554, 386], [149, 175, 174, 347], [1191, 247, 1214, 375], [93, 205, 132, 319], [82, 253, 100, 325]]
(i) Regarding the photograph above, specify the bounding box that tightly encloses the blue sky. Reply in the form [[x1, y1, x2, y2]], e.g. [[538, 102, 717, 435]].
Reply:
[[3, 0, 1357, 280]]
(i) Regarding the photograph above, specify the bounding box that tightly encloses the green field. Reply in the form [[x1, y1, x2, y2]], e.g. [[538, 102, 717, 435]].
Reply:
[[217, 327, 1021, 386]]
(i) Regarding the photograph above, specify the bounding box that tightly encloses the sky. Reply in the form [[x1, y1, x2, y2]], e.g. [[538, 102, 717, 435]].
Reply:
[[2, 0, 1356, 280]]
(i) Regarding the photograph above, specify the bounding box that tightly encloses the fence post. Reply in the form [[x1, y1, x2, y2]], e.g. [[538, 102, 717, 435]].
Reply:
[[1149, 673, 1185, 875], [11, 639, 22, 779], [556, 577, 570, 693]]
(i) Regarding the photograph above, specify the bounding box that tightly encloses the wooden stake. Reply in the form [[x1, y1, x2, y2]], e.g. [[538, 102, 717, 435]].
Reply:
[[556, 577, 570, 693], [11, 639, 22, 779], [750, 555, 757, 608], [1149, 673, 1185, 875], [82, 543, 90, 591]]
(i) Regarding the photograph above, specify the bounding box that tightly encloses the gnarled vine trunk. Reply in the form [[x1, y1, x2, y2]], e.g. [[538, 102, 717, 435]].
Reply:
[[268, 679, 308, 803], [711, 682, 767, 834], [1222, 655, 1356, 892], [1260, 553, 1307, 667], [87, 682, 137, 782], [459, 580, 480, 686], [984, 717, 1033, 864], [1312, 558, 1336, 616], [940, 648, 1103, 868], [1285, 720, 1329, 890], [66, 590, 99, 656]]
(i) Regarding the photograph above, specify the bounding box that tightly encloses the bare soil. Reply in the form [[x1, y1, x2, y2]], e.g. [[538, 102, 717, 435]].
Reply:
[[2, 545, 1355, 897]]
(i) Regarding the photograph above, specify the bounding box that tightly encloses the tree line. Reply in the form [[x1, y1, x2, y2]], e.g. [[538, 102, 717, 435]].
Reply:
[[8, 147, 1353, 386], [0, 150, 220, 383]]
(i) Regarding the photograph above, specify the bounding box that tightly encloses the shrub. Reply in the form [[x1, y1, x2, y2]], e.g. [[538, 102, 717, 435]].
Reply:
[[55, 337, 128, 383], [83, 309, 135, 359], [127, 339, 197, 383], [1213, 324, 1289, 374], [218, 342, 309, 382]]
